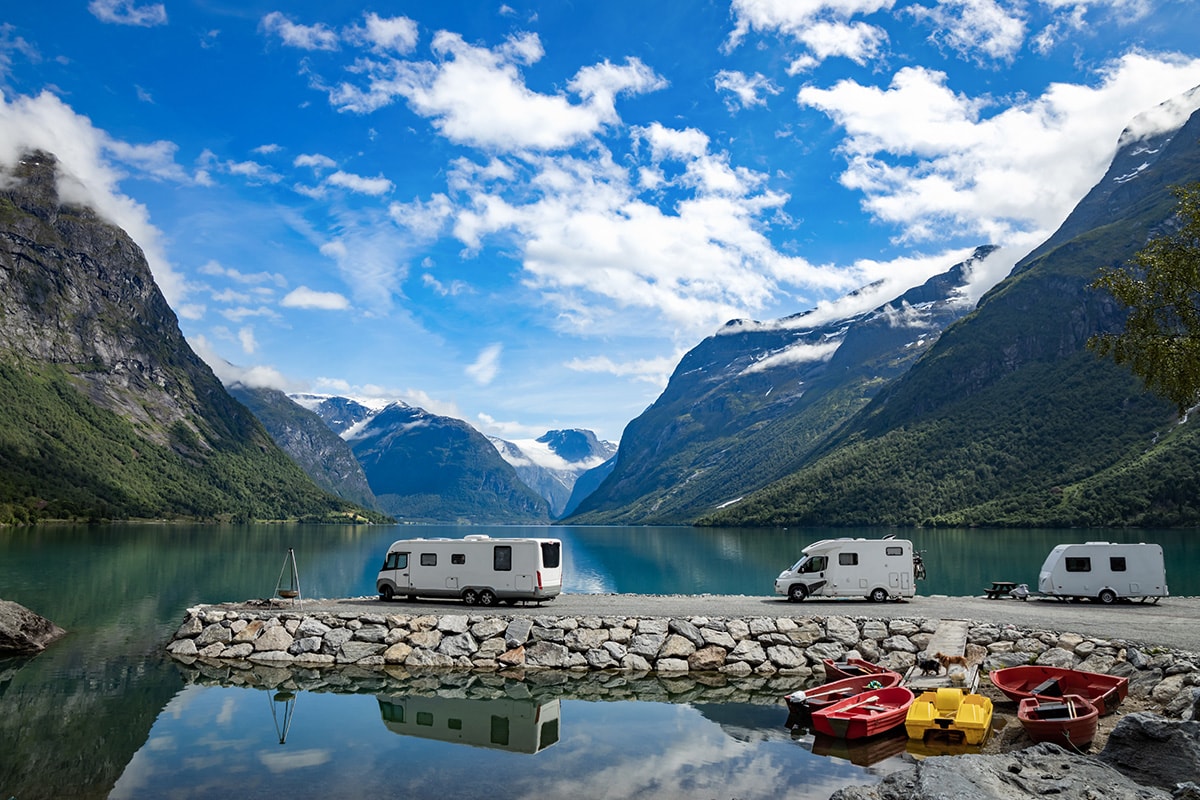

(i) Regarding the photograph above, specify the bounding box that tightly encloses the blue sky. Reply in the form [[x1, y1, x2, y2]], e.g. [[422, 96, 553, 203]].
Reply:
[[2, 1, 1200, 443]]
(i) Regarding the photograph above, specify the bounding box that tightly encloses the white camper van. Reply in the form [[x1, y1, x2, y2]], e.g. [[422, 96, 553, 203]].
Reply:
[[774, 537, 918, 603], [1037, 541, 1168, 603], [376, 534, 563, 606]]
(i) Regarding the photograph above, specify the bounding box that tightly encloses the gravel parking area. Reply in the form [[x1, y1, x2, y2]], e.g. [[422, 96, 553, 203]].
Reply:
[[296, 592, 1200, 655]]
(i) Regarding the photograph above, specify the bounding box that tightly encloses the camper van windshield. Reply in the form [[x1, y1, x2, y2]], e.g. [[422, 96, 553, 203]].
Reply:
[[383, 552, 407, 570], [798, 556, 827, 574]]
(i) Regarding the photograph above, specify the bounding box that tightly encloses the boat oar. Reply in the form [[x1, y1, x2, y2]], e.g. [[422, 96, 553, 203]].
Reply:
[[838, 694, 880, 713]]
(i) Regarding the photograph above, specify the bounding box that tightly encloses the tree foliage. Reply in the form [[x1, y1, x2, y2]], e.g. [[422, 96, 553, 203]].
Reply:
[[1089, 183, 1200, 414]]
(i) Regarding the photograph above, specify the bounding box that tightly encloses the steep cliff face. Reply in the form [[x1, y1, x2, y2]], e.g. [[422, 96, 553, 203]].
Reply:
[[0, 151, 368, 522]]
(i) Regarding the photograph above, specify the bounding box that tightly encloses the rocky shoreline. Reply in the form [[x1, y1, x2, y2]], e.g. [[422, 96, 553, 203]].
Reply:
[[165, 597, 1200, 798]]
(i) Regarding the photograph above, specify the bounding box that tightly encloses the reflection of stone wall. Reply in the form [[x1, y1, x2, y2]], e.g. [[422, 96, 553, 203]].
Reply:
[[165, 604, 1200, 717]]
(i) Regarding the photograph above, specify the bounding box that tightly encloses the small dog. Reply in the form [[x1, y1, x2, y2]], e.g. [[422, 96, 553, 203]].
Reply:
[[916, 656, 941, 675], [936, 652, 969, 671]]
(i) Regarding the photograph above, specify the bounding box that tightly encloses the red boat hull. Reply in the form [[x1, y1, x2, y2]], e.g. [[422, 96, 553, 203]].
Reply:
[[784, 671, 903, 728], [811, 686, 916, 740], [989, 665, 1128, 715], [822, 657, 892, 682], [1018, 694, 1100, 748]]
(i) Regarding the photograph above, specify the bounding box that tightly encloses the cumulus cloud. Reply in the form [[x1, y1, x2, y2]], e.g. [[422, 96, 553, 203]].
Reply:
[[189, 335, 298, 391], [280, 286, 351, 310], [323, 30, 666, 151], [714, 70, 781, 111], [88, 0, 167, 27], [325, 169, 393, 195], [0, 91, 187, 303], [907, 0, 1027, 63], [260, 11, 339, 51], [724, 0, 893, 66], [797, 53, 1200, 249], [345, 12, 419, 54]]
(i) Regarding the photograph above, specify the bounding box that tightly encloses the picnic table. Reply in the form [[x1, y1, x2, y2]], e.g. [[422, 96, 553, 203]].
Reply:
[[985, 581, 1017, 599]]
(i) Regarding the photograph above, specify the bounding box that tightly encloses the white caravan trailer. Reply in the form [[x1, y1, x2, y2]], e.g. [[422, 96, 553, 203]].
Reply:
[[377, 693, 561, 754], [1037, 541, 1168, 604], [376, 534, 562, 606], [774, 537, 918, 603]]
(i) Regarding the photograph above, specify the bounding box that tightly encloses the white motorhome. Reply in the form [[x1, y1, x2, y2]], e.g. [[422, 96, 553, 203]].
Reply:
[[376, 534, 563, 606], [774, 537, 918, 603], [377, 693, 561, 754], [1037, 542, 1168, 604]]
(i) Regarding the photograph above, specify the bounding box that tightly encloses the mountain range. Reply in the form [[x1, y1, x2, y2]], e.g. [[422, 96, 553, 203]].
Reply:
[[3, 89, 1200, 528]]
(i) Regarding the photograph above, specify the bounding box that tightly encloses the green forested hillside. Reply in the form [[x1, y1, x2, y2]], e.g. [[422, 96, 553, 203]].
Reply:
[[0, 362, 374, 523], [702, 107, 1200, 528]]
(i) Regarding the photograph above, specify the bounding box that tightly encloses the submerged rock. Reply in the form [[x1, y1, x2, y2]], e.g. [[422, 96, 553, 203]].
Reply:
[[0, 599, 67, 654]]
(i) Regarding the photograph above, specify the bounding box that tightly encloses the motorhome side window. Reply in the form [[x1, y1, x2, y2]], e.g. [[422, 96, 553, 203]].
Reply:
[[494, 546, 512, 571], [886, 546, 904, 556], [1110, 557, 1127, 571], [420, 553, 437, 567], [541, 541, 561, 568], [1065, 557, 1090, 572], [839, 553, 859, 566], [800, 556, 827, 574], [451, 554, 465, 565], [384, 552, 407, 570]]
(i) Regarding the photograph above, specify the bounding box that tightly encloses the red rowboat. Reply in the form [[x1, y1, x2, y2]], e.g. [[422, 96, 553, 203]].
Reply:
[[989, 665, 1128, 715], [822, 657, 893, 682], [784, 670, 903, 728], [811, 686, 916, 740], [1017, 693, 1100, 749]]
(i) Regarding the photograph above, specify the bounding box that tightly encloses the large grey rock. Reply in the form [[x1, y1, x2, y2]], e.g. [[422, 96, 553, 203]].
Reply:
[[832, 742, 1170, 800], [1097, 712, 1200, 790], [0, 601, 67, 654]]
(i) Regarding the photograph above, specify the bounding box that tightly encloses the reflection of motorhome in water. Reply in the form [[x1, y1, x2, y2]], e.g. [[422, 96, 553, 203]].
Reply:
[[376, 535, 562, 605], [1037, 542, 1168, 603], [774, 538, 918, 602], [377, 694, 561, 754]]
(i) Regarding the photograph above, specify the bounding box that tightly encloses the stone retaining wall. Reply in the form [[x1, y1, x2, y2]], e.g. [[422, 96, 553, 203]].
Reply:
[[165, 604, 1200, 717]]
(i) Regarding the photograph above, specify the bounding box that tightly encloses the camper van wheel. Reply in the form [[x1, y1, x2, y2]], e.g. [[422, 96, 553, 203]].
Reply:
[[462, 588, 479, 605], [869, 588, 889, 603], [478, 589, 497, 606], [787, 585, 807, 602], [379, 585, 394, 602], [1097, 589, 1117, 605]]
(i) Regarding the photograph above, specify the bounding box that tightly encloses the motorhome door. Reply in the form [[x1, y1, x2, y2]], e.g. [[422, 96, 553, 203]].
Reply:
[[382, 550, 411, 592]]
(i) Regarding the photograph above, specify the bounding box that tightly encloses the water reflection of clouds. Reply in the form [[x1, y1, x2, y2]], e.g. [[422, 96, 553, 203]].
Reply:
[[260, 748, 332, 772]]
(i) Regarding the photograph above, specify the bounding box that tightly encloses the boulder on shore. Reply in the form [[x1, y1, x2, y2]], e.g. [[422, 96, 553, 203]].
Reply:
[[0, 599, 68, 654]]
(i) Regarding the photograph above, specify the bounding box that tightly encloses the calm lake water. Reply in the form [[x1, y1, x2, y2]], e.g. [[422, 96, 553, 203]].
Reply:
[[2, 523, 1197, 799]]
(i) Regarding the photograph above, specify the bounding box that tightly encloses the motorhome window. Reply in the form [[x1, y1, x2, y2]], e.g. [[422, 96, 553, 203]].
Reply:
[[448, 718, 462, 731], [383, 552, 407, 570], [451, 553, 465, 565], [1110, 557, 1127, 571], [540, 718, 560, 749], [839, 553, 859, 566], [379, 700, 404, 723], [541, 541, 561, 568], [800, 556, 827, 574], [885, 546, 904, 556], [490, 715, 510, 746], [416, 712, 433, 727], [494, 546, 513, 571], [420, 553, 437, 567], [1065, 557, 1091, 572]]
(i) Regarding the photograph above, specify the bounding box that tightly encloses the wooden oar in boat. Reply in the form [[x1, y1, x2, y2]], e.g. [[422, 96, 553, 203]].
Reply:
[[836, 694, 880, 714]]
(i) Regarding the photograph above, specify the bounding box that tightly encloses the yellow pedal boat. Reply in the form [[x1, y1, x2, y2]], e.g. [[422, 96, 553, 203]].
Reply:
[[905, 687, 993, 745]]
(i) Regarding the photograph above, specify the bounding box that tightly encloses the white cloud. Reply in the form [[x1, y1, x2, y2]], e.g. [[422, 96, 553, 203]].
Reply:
[[260, 12, 340, 51], [88, 0, 167, 27], [280, 286, 351, 310], [317, 214, 410, 313], [724, 0, 893, 65], [466, 343, 503, 385], [346, 13, 419, 54], [324, 30, 667, 151], [796, 53, 1200, 248], [0, 91, 187, 303], [237, 326, 257, 354], [741, 339, 842, 374], [715, 70, 781, 111], [564, 353, 682, 387], [326, 170, 393, 195], [189, 335, 298, 391], [294, 153, 337, 171], [198, 260, 287, 287], [907, 0, 1027, 63]]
